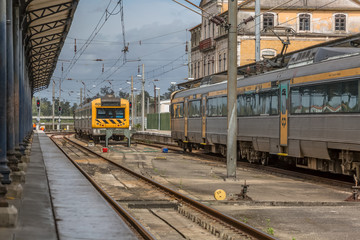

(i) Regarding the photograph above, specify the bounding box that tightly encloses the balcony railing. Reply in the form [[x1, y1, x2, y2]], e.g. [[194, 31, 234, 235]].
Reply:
[[199, 38, 215, 52]]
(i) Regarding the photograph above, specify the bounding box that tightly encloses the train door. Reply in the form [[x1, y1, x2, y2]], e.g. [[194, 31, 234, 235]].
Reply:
[[184, 98, 188, 140], [201, 95, 206, 141], [280, 81, 289, 152]]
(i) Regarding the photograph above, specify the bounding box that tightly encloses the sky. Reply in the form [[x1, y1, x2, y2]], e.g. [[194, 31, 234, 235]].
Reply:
[[34, 0, 202, 104]]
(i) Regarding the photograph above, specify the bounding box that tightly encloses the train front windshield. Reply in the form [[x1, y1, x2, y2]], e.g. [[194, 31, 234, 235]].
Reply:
[[97, 108, 125, 119]]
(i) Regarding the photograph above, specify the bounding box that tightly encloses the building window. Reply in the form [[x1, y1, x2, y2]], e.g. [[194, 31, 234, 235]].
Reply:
[[335, 14, 346, 31], [219, 54, 222, 72], [197, 62, 200, 78], [299, 14, 310, 31], [223, 53, 226, 70], [203, 59, 206, 77], [208, 61, 210, 75], [212, 57, 214, 74], [263, 13, 274, 30], [204, 20, 207, 39], [261, 49, 276, 59]]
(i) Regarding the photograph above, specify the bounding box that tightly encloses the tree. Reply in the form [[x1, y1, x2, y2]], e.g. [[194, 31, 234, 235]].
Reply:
[[100, 86, 114, 96], [162, 83, 177, 100]]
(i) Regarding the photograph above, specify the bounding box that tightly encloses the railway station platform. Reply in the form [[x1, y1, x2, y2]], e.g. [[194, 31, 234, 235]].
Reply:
[[0, 132, 137, 240], [133, 129, 175, 146]]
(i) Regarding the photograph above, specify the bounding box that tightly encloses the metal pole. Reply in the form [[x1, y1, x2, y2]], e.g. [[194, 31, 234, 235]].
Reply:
[[131, 76, 134, 128], [0, 0, 11, 184], [52, 80, 55, 130], [58, 64, 62, 131], [80, 88, 82, 106], [158, 89, 160, 130], [226, 0, 238, 178], [6, 0, 18, 170], [255, 0, 261, 62], [154, 84, 157, 113], [13, 4, 20, 155], [147, 97, 149, 114], [141, 64, 145, 131], [187, 41, 191, 78]]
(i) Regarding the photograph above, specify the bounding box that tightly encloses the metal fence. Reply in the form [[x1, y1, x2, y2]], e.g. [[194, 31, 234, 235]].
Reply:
[[146, 113, 170, 130]]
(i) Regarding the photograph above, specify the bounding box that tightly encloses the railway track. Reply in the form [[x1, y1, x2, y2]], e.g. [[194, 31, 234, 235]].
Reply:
[[51, 135, 276, 240], [135, 140, 354, 190]]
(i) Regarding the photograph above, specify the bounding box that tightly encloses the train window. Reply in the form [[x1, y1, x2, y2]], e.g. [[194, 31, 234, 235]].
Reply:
[[291, 80, 360, 114], [96, 108, 125, 119], [173, 103, 184, 118], [260, 92, 271, 115], [291, 88, 302, 113], [207, 97, 227, 117], [271, 91, 279, 115], [221, 96, 227, 116], [115, 109, 125, 118], [310, 86, 325, 113], [189, 100, 201, 118], [342, 81, 358, 112], [325, 83, 341, 113]]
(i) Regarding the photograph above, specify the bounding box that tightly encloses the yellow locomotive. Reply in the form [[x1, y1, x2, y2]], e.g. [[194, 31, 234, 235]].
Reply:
[[74, 96, 130, 143]]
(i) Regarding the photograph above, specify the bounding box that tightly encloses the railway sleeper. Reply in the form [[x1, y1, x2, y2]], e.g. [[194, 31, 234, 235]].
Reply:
[[178, 205, 242, 240]]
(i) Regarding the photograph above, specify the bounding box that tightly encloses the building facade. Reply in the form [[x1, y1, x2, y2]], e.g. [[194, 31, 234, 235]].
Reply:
[[190, 0, 360, 79]]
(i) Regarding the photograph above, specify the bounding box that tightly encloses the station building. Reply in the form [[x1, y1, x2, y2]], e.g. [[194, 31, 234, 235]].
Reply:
[[190, 0, 360, 79]]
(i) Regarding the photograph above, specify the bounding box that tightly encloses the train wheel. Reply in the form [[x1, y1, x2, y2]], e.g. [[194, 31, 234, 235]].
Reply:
[[188, 144, 192, 153]]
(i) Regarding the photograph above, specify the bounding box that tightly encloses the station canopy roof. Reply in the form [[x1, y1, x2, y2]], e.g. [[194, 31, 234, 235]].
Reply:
[[24, 0, 79, 93]]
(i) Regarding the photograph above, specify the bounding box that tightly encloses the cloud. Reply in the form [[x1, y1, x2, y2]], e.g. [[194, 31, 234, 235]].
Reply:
[[38, 0, 201, 102]]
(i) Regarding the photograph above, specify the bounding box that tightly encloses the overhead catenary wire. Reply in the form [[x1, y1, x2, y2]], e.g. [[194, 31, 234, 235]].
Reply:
[[61, 0, 122, 82]]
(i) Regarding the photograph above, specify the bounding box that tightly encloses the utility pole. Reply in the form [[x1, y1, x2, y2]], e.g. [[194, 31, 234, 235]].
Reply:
[[255, 0, 261, 61], [187, 41, 191, 78], [58, 63, 63, 131], [80, 88, 82, 106], [52, 79, 55, 130], [131, 76, 134, 128], [141, 64, 145, 131], [226, 0, 238, 178], [157, 88, 161, 130], [147, 97, 149, 114], [154, 83, 157, 113]]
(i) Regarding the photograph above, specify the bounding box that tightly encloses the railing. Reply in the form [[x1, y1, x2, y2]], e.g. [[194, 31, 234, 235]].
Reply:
[[199, 37, 215, 52]]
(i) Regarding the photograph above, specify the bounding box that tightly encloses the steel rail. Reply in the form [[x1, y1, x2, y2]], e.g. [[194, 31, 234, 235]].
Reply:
[[50, 136, 156, 240], [63, 136, 277, 240]]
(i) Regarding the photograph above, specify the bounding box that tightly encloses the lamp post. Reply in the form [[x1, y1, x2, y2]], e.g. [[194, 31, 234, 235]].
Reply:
[[156, 87, 160, 130], [137, 64, 145, 131]]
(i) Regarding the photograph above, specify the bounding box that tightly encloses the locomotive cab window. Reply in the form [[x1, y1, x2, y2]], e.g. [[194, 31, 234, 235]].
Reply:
[[97, 108, 125, 119]]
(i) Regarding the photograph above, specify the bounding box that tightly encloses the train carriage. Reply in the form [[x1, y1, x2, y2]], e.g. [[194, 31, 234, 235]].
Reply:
[[171, 47, 360, 178], [74, 96, 130, 143]]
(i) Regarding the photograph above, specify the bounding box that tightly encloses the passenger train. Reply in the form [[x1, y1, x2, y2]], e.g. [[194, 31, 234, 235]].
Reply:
[[171, 47, 360, 178], [74, 96, 130, 143]]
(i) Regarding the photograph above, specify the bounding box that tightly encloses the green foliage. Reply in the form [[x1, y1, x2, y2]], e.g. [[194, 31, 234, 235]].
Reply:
[[32, 97, 77, 117], [265, 218, 274, 236]]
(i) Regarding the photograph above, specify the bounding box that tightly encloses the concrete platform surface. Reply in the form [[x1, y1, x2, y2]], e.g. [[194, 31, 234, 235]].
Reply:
[[0, 133, 138, 240]]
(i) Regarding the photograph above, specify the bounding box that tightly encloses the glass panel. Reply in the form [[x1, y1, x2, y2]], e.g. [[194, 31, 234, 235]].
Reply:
[[342, 81, 358, 112], [281, 88, 287, 114], [325, 83, 341, 113], [96, 108, 125, 119], [291, 88, 301, 114], [222, 96, 227, 116], [189, 100, 201, 118], [300, 87, 310, 113], [310, 86, 325, 113], [271, 91, 279, 115]]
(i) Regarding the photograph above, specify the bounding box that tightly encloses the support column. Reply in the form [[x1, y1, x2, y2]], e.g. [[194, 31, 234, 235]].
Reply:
[[6, 0, 21, 175], [13, 3, 21, 161], [0, 0, 11, 184], [226, 0, 238, 178]]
